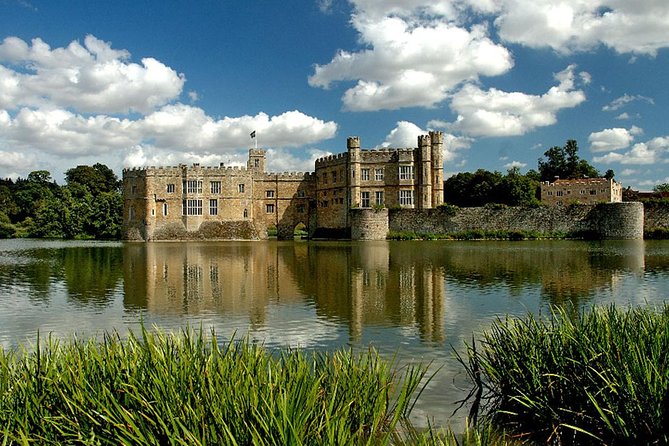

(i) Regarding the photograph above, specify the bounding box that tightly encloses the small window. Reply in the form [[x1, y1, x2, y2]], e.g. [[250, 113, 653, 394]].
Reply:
[[399, 190, 414, 206], [129, 207, 135, 219], [399, 165, 414, 180], [163, 203, 168, 216], [361, 191, 370, 207], [375, 191, 384, 206], [297, 204, 305, 213], [590, 190, 597, 195], [186, 180, 202, 194], [209, 199, 218, 215], [210, 181, 221, 194], [151, 209, 155, 216], [332, 170, 337, 183], [361, 169, 370, 181], [183, 199, 203, 215], [297, 190, 305, 198], [166, 184, 175, 193], [266, 204, 275, 213], [243, 208, 248, 218], [131, 185, 137, 194], [375, 168, 384, 181], [238, 184, 245, 193], [266, 190, 275, 198], [254, 159, 260, 167]]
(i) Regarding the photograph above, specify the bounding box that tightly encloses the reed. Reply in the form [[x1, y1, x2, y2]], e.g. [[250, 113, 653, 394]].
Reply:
[[0, 327, 433, 445], [463, 305, 669, 445]]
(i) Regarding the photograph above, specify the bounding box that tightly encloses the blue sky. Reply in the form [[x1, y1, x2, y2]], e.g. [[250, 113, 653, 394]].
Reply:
[[0, 0, 668, 190]]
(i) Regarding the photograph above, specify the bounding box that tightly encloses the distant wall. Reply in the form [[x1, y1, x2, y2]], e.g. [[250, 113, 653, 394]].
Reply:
[[643, 201, 669, 231], [388, 202, 645, 240]]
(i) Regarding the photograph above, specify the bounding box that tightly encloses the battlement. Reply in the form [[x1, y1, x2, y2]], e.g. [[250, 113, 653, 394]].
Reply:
[[315, 152, 349, 167], [266, 171, 316, 180]]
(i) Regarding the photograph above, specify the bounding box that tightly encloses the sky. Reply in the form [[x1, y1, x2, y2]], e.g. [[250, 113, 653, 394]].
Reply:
[[0, 0, 668, 190]]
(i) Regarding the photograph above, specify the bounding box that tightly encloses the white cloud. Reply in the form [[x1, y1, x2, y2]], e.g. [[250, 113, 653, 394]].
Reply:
[[381, 121, 425, 148], [380, 120, 471, 163], [603, 94, 654, 112], [494, 0, 669, 55], [309, 11, 513, 111], [0, 35, 185, 114], [504, 160, 527, 169], [594, 136, 669, 165], [443, 65, 585, 137], [588, 126, 642, 152], [620, 169, 637, 176], [0, 35, 339, 179]]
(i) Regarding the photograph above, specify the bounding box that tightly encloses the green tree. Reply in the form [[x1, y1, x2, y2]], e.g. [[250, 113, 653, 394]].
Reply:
[[65, 164, 120, 196], [653, 183, 669, 193], [538, 140, 600, 182]]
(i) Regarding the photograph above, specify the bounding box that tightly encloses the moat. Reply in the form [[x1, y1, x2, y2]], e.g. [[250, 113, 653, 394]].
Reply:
[[1, 238, 668, 429]]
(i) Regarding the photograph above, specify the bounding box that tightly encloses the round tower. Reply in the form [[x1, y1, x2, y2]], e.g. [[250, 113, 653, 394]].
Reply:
[[347, 136, 361, 210]]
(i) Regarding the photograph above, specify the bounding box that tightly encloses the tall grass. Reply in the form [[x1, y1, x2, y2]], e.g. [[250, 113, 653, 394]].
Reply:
[[463, 305, 669, 445], [0, 327, 430, 445]]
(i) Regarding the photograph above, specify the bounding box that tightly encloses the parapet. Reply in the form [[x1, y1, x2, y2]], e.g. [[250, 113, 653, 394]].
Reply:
[[347, 136, 361, 150]]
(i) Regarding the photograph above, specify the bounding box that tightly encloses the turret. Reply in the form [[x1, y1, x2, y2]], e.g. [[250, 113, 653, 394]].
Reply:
[[248, 149, 266, 173], [430, 131, 444, 207], [418, 134, 432, 209]]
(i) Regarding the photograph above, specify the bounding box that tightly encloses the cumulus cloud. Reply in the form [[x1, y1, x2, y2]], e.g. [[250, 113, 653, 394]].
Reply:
[[441, 65, 585, 137], [309, 11, 513, 111], [0, 35, 185, 114], [0, 35, 338, 178], [504, 160, 527, 169], [588, 126, 642, 152], [494, 0, 669, 55], [380, 121, 471, 163], [603, 94, 655, 112], [594, 136, 669, 165]]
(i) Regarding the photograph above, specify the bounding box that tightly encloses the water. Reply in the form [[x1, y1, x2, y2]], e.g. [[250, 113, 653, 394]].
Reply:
[[1, 238, 668, 429]]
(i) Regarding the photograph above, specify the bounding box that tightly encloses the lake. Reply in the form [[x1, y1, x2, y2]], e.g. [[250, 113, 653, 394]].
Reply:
[[1, 238, 668, 429]]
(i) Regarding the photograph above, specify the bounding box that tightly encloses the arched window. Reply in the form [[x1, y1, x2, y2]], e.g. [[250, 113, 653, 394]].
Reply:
[[243, 208, 248, 219]]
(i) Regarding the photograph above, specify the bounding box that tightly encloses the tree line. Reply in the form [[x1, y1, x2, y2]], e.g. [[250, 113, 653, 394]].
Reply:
[[0, 164, 122, 239], [444, 139, 614, 207]]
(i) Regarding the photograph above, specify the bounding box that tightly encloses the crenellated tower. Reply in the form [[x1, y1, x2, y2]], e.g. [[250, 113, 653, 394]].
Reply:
[[418, 134, 432, 209], [430, 131, 444, 207]]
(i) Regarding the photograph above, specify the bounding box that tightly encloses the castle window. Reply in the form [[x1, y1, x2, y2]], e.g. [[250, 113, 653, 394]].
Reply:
[[131, 185, 137, 194], [361, 191, 370, 207], [183, 199, 203, 216], [375, 168, 384, 181], [163, 203, 168, 216], [166, 184, 175, 193], [590, 190, 597, 195], [266, 190, 275, 198], [375, 191, 384, 206], [210, 181, 221, 194], [556, 190, 564, 197], [297, 190, 305, 198], [186, 180, 202, 194], [244, 209, 248, 218], [209, 199, 218, 215], [332, 170, 337, 182], [151, 209, 155, 216], [128, 207, 135, 220], [361, 169, 370, 181], [297, 204, 305, 213], [238, 184, 245, 193], [266, 204, 275, 213], [399, 165, 414, 180], [399, 190, 414, 206]]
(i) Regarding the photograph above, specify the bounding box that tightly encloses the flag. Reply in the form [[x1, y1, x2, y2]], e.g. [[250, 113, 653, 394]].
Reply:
[[250, 131, 256, 139]]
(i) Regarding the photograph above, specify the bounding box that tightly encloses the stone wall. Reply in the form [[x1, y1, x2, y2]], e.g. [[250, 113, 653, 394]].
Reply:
[[388, 202, 645, 240], [350, 209, 389, 240], [643, 201, 669, 231]]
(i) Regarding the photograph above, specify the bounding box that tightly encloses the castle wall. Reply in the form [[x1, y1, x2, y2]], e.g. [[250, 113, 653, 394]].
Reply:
[[388, 202, 645, 240], [350, 209, 389, 240]]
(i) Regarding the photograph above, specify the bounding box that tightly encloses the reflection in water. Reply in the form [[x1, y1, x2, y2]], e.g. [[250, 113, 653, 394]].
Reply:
[[1, 238, 666, 430]]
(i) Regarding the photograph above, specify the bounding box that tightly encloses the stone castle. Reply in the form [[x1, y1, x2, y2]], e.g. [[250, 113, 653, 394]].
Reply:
[[122, 131, 445, 241]]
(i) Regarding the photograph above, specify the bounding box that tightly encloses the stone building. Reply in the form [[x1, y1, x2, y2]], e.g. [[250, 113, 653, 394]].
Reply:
[[123, 131, 445, 240], [540, 178, 623, 206]]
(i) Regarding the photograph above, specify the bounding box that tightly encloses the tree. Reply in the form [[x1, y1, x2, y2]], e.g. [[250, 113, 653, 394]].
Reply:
[[653, 183, 669, 193], [65, 164, 120, 196], [538, 140, 600, 182]]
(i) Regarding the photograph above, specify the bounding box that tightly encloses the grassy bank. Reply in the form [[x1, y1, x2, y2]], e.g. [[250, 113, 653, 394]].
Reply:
[[0, 328, 433, 445], [463, 305, 669, 445]]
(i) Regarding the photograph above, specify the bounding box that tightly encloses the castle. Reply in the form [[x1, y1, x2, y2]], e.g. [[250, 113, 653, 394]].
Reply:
[[122, 131, 445, 241]]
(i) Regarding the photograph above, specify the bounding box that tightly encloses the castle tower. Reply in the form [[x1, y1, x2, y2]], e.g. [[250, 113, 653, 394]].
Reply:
[[430, 131, 444, 207], [248, 149, 266, 173], [347, 136, 361, 209], [418, 134, 432, 209]]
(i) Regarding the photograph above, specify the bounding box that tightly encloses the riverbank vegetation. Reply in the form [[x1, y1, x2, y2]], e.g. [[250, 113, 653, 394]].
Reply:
[[463, 305, 669, 445], [0, 328, 435, 444], [387, 229, 567, 241], [0, 164, 122, 239]]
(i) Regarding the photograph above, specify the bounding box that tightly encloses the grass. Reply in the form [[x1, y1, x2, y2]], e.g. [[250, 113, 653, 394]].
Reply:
[[0, 327, 433, 445], [462, 304, 669, 445]]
